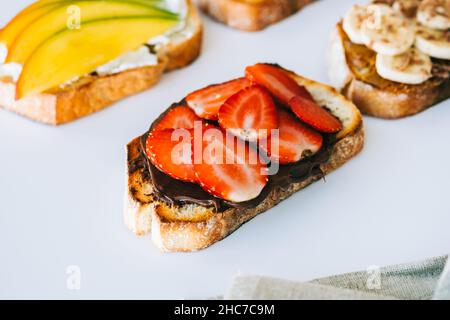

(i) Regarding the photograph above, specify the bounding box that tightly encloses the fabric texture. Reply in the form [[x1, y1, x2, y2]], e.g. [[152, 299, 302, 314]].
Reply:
[[225, 255, 449, 300]]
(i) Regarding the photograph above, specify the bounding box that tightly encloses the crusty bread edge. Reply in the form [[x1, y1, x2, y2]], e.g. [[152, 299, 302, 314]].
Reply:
[[197, 0, 316, 31], [0, 0, 203, 125], [327, 24, 450, 119], [124, 72, 364, 252]]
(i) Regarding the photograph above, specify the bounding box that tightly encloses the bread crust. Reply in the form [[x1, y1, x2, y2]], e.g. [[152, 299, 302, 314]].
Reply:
[[0, 1, 203, 125], [197, 0, 315, 31], [124, 72, 364, 252], [328, 24, 450, 119]]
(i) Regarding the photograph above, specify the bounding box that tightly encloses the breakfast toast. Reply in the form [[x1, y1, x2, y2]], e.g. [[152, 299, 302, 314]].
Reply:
[[197, 0, 316, 31], [124, 64, 364, 252], [328, 1, 450, 119], [0, 0, 203, 125]]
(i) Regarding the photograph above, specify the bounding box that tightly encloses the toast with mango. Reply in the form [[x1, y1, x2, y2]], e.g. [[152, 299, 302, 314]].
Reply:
[[328, 0, 449, 119], [125, 63, 364, 252], [0, 0, 202, 125], [197, 0, 316, 31]]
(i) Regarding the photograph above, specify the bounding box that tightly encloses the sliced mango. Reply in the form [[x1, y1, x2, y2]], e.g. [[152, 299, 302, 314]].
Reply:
[[17, 16, 178, 98], [7, 0, 177, 64], [0, 0, 167, 50]]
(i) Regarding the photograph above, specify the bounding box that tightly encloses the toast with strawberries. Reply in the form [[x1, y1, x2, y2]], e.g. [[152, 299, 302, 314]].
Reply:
[[197, 0, 316, 31], [125, 63, 364, 252]]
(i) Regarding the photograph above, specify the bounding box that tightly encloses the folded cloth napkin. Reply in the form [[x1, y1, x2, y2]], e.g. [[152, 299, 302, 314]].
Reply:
[[225, 255, 449, 300]]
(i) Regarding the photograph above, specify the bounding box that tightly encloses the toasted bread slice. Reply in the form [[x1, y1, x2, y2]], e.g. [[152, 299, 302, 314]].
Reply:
[[328, 23, 450, 119], [124, 68, 364, 252], [0, 1, 203, 125], [197, 0, 315, 31]]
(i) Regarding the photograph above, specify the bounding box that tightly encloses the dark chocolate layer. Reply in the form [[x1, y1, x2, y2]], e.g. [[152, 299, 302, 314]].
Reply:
[[138, 101, 335, 212]]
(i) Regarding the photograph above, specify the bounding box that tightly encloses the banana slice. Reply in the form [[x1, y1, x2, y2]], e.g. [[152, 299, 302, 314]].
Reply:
[[416, 26, 450, 59], [376, 48, 433, 84], [417, 0, 450, 30], [343, 4, 369, 45], [361, 4, 415, 55], [393, 0, 421, 18]]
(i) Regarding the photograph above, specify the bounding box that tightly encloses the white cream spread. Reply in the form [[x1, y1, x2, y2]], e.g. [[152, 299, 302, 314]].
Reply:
[[0, 44, 7, 64], [0, 44, 21, 82], [0, 0, 191, 91], [148, 0, 190, 48], [95, 46, 158, 76], [0, 62, 22, 82], [164, 0, 188, 15]]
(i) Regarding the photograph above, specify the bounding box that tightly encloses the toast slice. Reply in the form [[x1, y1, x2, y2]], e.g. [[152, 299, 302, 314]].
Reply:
[[124, 67, 364, 252], [0, 1, 203, 125], [328, 23, 450, 119], [197, 0, 316, 31]]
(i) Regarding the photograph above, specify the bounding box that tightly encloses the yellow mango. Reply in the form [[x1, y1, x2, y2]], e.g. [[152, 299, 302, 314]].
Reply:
[[6, 0, 176, 63], [0, 0, 168, 50], [17, 16, 178, 98], [0, 2, 62, 49]]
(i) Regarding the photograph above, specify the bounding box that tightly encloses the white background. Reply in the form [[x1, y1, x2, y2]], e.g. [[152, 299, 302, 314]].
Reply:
[[1, 0, 449, 299]]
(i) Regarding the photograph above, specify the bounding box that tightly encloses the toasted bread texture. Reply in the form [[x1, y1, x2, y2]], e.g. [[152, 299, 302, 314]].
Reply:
[[0, 1, 203, 125], [124, 70, 364, 252], [328, 23, 450, 119], [197, 0, 316, 31]]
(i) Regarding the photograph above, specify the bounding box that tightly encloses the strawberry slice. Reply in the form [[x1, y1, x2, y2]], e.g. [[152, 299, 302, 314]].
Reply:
[[193, 126, 268, 203], [153, 105, 201, 131], [186, 78, 252, 120], [289, 96, 343, 133], [260, 110, 323, 165], [218, 85, 278, 141], [146, 128, 197, 183], [245, 63, 314, 105]]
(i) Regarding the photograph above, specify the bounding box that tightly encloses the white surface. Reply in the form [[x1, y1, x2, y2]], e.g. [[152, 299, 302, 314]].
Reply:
[[0, 0, 449, 300]]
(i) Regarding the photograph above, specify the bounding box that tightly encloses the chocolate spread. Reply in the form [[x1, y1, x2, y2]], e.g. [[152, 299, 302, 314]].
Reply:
[[136, 102, 336, 213]]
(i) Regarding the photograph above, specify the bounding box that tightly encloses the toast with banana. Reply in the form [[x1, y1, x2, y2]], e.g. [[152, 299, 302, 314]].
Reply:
[[197, 0, 316, 31], [0, 0, 202, 125], [125, 63, 364, 252], [328, 0, 450, 119]]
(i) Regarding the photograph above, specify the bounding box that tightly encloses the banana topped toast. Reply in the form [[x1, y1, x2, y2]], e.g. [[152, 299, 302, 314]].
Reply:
[[125, 63, 364, 252], [0, 0, 202, 125], [329, 0, 450, 119], [197, 0, 316, 31]]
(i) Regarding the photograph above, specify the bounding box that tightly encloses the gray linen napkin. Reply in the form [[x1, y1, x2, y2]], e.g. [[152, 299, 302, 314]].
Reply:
[[225, 255, 449, 300]]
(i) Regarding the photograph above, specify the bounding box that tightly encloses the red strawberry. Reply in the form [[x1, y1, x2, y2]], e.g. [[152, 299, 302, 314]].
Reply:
[[260, 110, 323, 165], [245, 63, 314, 105], [289, 96, 343, 133], [146, 129, 197, 183], [193, 126, 268, 203], [153, 105, 201, 131], [218, 85, 278, 142], [186, 78, 252, 120]]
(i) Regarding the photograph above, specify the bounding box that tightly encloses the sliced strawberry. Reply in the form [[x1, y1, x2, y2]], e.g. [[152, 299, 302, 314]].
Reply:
[[260, 110, 323, 165], [289, 96, 343, 134], [245, 63, 314, 105], [153, 105, 201, 131], [218, 85, 278, 142], [186, 78, 252, 120], [146, 129, 197, 183], [193, 126, 268, 203]]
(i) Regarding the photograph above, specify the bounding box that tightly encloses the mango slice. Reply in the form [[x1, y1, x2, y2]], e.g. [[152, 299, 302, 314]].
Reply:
[[0, 2, 62, 49], [7, 0, 176, 64], [0, 0, 167, 50], [16, 16, 178, 98]]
